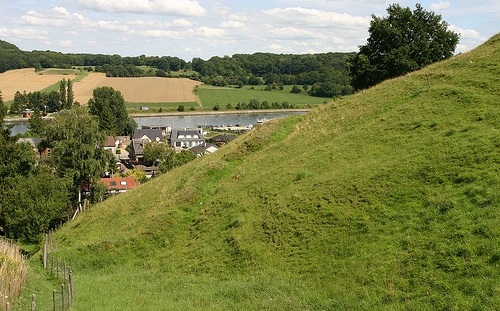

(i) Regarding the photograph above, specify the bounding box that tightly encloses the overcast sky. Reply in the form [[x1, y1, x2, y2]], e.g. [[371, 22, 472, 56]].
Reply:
[[0, 0, 498, 60]]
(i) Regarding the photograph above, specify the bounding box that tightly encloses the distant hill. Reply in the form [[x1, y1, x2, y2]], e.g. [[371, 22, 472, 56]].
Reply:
[[24, 34, 500, 310], [0, 40, 20, 51]]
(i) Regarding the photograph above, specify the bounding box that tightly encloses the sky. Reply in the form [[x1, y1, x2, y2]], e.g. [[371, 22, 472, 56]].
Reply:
[[0, 0, 498, 61]]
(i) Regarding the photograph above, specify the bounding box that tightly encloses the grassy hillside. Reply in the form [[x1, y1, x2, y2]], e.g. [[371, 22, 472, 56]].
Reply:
[[17, 35, 499, 310]]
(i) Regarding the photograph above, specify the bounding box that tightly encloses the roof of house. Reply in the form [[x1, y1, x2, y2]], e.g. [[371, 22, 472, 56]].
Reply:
[[135, 164, 160, 173], [189, 142, 218, 155], [131, 139, 145, 156], [133, 129, 163, 141], [100, 177, 139, 191], [210, 134, 237, 143], [104, 136, 116, 147], [17, 137, 43, 148], [170, 128, 204, 141]]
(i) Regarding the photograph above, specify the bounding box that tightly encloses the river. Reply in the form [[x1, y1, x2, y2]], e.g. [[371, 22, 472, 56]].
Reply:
[[6, 110, 308, 136]]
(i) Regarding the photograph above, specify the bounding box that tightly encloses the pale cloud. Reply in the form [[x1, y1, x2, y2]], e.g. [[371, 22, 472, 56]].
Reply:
[[263, 7, 370, 29], [95, 20, 128, 32], [21, 8, 79, 27], [273, 27, 327, 40], [171, 19, 192, 28], [140, 29, 183, 39], [185, 47, 203, 54], [449, 25, 486, 40], [9, 28, 49, 40], [197, 26, 225, 37], [268, 43, 283, 50], [58, 40, 72, 47], [430, 1, 451, 11], [77, 0, 206, 17], [219, 20, 246, 29]]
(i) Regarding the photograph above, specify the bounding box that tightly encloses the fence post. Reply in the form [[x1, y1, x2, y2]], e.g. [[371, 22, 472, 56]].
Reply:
[[69, 269, 74, 300], [5, 301, 10, 311], [67, 282, 71, 308], [43, 234, 48, 269], [52, 290, 56, 311], [61, 284, 65, 311], [31, 294, 36, 311], [63, 262, 67, 284], [56, 259, 60, 280]]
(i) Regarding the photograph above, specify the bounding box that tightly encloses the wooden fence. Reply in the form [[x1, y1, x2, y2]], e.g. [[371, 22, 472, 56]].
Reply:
[[25, 231, 75, 311]]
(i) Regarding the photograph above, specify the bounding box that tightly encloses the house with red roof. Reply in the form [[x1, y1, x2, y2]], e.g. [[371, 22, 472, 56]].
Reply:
[[99, 176, 139, 195]]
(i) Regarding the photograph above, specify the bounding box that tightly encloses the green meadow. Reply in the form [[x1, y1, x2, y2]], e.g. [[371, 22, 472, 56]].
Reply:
[[14, 34, 500, 310], [125, 85, 326, 113], [196, 85, 328, 108]]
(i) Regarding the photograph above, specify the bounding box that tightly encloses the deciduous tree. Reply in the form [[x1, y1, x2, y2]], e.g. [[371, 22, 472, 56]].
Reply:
[[349, 3, 459, 90], [46, 107, 115, 208], [87, 87, 137, 136]]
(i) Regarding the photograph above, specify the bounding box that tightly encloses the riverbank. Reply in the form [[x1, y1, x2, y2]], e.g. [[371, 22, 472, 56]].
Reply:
[[4, 109, 311, 123], [129, 108, 310, 118]]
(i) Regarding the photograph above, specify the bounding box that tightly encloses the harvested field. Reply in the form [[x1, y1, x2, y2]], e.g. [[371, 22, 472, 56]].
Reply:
[[0, 68, 202, 104], [95, 77, 202, 103], [72, 72, 106, 104], [0, 68, 75, 101]]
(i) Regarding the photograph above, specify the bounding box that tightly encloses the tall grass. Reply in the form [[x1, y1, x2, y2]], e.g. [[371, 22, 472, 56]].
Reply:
[[0, 239, 26, 308]]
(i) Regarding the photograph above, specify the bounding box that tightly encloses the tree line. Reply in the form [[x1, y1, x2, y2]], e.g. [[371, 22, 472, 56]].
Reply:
[[10, 78, 74, 114]]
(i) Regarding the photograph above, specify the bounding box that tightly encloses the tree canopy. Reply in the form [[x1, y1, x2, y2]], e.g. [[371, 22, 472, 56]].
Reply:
[[87, 86, 137, 136], [46, 107, 115, 206], [349, 3, 459, 90]]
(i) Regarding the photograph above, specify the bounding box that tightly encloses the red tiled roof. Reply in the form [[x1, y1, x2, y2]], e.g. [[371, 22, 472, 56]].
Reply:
[[100, 177, 139, 190]]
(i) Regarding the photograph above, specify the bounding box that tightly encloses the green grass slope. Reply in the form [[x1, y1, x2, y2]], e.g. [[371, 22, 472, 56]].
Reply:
[[23, 35, 500, 310]]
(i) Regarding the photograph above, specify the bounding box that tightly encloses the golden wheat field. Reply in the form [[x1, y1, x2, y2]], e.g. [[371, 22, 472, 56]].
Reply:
[[0, 68, 76, 101], [0, 68, 202, 104], [95, 77, 202, 103]]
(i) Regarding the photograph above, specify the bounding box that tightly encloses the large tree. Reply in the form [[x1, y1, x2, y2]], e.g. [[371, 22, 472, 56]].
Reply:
[[87, 86, 137, 136], [46, 107, 115, 208], [349, 3, 459, 90]]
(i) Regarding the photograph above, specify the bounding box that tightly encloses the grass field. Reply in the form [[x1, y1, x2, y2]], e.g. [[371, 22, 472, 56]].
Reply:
[[197, 85, 328, 109], [126, 101, 199, 113], [12, 35, 500, 310]]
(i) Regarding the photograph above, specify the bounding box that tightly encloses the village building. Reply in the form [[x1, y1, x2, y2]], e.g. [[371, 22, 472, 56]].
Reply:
[[170, 128, 205, 150], [189, 142, 219, 157], [17, 137, 51, 157], [100, 176, 140, 195]]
